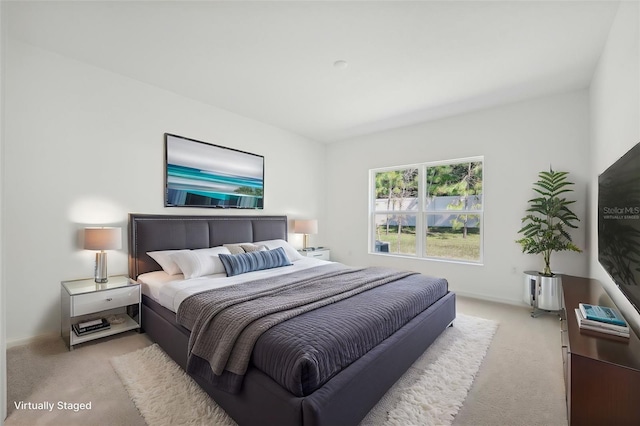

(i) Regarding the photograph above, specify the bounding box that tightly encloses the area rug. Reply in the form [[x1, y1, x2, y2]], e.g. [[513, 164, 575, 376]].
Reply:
[[111, 314, 497, 426]]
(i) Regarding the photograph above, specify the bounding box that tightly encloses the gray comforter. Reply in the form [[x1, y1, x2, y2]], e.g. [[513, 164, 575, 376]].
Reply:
[[177, 264, 448, 395]]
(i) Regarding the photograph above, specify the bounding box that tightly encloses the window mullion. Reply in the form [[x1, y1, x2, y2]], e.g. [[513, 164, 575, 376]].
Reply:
[[416, 165, 425, 258]]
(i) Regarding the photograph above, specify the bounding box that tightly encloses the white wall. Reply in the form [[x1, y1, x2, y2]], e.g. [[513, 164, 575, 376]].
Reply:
[[589, 1, 640, 332], [1, 0, 6, 421], [4, 40, 326, 344], [326, 90, 590, 305]]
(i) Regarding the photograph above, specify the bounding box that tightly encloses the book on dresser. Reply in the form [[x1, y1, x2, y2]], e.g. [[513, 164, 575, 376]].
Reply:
[[578, 303, 627, 326], [574, 309, 630, 338]]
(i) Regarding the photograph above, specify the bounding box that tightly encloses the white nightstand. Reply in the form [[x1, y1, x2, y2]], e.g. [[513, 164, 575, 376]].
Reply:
[[61, 275, 141, 350], [299, 248, 331, 261]]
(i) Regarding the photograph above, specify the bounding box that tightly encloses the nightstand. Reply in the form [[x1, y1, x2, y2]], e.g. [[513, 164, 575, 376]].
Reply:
[[61, 275, 141, 350], [299, 248, 331, 261]]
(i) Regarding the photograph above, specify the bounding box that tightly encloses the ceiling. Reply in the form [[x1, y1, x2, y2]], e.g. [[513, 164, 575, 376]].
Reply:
[[7, 1, 620, 143]]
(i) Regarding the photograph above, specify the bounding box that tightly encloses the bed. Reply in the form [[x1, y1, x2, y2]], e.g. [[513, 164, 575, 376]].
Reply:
[[128, 213, 456, 426]]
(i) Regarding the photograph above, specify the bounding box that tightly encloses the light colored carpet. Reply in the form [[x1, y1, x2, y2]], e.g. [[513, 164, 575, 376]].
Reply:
[[452, 297, 567, 426], [5, 332, 150, 426], [5, 296, 567, 426], [111, 314, 497, 426], [363, 314, 497, 425]]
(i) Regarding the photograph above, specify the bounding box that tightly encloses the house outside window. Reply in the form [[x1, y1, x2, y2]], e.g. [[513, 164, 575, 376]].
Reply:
[[370, 157, 483, 264]]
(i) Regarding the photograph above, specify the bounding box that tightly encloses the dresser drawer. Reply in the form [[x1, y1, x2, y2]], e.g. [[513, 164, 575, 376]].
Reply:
[[72, 286, 139, 316]]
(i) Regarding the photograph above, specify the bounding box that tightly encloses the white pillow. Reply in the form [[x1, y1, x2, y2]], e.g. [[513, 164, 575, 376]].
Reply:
[[147, 249, 189, 275], [170, 247, 231, 279], [254, 239, 304, 262]]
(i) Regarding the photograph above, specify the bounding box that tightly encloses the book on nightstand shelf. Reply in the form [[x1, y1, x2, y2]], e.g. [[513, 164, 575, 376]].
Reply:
[[574, 309, 630, 339], [579, 303, 627, 326], [72, 318, 110, 336]]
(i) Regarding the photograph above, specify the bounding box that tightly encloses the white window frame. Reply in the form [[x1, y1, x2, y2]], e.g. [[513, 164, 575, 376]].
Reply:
[[369, 156, 484, 264]]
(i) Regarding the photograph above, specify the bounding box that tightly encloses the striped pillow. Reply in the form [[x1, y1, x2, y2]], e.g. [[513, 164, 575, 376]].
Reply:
[[219, 247, 292, 277]]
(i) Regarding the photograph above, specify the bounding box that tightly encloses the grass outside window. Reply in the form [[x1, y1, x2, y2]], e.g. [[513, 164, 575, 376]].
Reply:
[[376, 226, 480, 262]]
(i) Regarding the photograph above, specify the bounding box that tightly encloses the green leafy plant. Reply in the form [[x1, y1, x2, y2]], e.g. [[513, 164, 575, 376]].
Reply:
[[516, 168, 582, 276]]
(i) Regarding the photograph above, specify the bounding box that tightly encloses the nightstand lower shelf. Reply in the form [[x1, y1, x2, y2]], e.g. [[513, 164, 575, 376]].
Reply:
[[70, 315, 140, 346]]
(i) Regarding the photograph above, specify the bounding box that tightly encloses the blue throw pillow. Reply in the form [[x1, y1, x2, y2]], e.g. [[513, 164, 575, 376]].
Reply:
[[219, 247, 292, 277]]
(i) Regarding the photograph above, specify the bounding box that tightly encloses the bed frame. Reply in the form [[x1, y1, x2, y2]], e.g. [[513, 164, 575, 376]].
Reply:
[[128, 213, 456, 426]]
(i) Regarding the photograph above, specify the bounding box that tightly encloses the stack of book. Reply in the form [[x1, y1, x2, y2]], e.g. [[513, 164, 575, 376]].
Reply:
[[574, 303, 629, 339], [72, 318, 110, 336]]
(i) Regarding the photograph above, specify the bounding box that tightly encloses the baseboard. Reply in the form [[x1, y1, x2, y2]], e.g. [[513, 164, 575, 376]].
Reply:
[[6, 331, 60, 349], [454, 290, 528, 307]]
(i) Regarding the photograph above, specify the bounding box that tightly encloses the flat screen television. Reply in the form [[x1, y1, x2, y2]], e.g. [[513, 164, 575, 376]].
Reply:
[[598, 141, 640, 314], [164, 133, 264, 209]]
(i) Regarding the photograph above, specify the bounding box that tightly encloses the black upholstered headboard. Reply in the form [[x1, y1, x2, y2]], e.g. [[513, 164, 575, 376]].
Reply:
[[128, 214, 288, 279]]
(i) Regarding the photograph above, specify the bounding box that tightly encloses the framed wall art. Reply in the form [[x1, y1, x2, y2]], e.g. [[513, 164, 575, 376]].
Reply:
[[164, 133, 264, 209]]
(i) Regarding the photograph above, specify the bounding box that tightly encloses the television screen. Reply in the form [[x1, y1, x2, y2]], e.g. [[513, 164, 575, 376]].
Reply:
[[598, 141, 640, 314], [164, 133, 264, 209]]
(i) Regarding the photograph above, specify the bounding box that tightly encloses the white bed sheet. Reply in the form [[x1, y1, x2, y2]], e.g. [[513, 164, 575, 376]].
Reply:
[[138, 270, 185, 303], [156, 257, 333, 313]]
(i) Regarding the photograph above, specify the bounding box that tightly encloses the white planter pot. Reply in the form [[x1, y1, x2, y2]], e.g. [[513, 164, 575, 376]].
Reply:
[[523, 271, 563, 312], [524, 271, 536, 305]]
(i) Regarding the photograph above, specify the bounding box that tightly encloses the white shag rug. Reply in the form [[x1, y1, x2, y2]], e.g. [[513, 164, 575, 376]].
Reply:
[[111, 314, 497, 426]]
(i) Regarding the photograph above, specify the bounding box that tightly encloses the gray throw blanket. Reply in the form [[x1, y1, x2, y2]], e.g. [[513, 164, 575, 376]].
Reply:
[[176, 264, 416, 393]]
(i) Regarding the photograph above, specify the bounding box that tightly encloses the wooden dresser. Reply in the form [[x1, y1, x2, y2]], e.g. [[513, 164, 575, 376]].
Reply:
[[561, 275, 640, 426]]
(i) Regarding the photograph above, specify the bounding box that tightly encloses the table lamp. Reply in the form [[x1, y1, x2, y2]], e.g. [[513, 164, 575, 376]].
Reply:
[[84, 227, 122, 283], [294, 219, 318, 251]]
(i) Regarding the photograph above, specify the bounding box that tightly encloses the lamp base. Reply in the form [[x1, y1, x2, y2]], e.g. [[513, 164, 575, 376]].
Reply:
[[94, 251, 108, 283]]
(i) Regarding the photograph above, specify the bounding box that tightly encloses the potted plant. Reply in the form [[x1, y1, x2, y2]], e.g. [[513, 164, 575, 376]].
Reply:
[[516, 168, 582, 314]]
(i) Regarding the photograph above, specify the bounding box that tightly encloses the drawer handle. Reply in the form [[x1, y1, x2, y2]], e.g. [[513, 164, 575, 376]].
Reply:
[[106, 298, 113, 302]]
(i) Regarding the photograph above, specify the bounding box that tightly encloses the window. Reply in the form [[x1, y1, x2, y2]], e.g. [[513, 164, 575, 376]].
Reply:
[[370, 157, 483, 263]]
